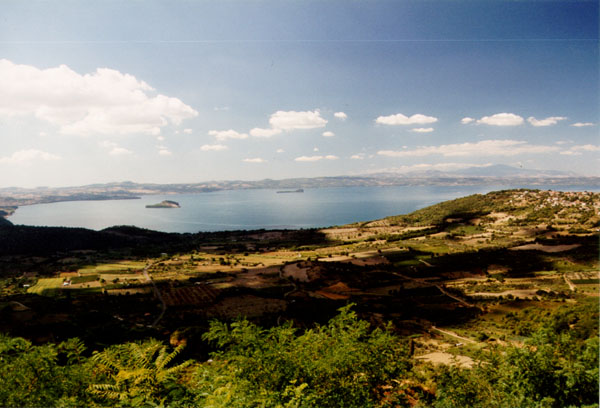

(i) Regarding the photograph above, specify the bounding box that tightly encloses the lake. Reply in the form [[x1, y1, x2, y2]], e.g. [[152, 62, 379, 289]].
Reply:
[[7, 184, 599, 233]]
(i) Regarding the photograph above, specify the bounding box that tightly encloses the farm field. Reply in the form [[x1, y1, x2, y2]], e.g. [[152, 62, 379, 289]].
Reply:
[[1, 189, 598, 407]]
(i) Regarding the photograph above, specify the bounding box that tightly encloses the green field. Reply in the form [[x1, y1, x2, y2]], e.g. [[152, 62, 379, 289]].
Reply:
[[27, 278, 64, 295], [78, 261, 146, 275]]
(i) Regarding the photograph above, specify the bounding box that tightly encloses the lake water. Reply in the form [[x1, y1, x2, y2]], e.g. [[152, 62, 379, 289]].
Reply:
[[7, 184, 599, 233]]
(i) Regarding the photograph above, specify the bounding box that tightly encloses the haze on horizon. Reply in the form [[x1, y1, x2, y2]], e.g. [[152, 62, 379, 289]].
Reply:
[[0, 0, 598, 188]]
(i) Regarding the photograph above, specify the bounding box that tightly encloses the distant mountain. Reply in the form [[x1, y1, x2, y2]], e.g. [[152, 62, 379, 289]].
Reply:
[[373, 164, 578, 178], [1, 166, 598, 209], [449, 164, 578, 178]]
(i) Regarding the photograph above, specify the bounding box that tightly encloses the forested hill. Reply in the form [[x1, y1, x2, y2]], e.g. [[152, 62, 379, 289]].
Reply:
[[373, 188, 599, 228]]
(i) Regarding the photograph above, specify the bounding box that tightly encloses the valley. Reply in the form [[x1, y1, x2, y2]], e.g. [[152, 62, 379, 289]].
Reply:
[[0, 188, 598, 407]]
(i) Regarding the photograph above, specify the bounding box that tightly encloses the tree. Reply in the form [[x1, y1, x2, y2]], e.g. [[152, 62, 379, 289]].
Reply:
[[0, 335, 91, 407], [89, 339, 193, 406], [193, 304, 412, 407]]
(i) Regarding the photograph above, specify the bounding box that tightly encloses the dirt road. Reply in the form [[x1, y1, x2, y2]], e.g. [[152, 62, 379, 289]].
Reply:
[[143, 263, 166, 327]]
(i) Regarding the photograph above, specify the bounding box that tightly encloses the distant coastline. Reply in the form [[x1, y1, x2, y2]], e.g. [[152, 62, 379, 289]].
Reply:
[[1, 170, 600, 215]]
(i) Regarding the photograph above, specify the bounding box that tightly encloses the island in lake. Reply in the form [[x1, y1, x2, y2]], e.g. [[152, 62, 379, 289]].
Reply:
[[276, 188, 304, 193], [145, 200, 181, 208]]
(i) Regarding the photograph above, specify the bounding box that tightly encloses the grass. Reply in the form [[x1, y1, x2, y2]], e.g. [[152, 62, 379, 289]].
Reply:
[[77, 261, 146, 274], [71, 275, 99, 284], [27, 278, 64, 295]]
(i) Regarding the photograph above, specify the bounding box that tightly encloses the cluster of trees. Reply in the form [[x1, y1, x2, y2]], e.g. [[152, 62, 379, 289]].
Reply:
[[0, 304, 597, 407]]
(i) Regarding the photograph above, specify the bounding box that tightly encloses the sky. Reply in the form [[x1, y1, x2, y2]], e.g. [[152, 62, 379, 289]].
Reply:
[[0, 0, 598, 187]]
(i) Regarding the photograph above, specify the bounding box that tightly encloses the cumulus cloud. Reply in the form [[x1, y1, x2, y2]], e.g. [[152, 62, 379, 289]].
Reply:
[[375, 113, 438, 126], [109, 147, 132, 156], [410, 128, 434, 133], [366, 162, 494, 174], [560, 144, 600, 156], [294, 155, 338, 162], [276, 148, 285, 153], [157, 146, 172, 156], [99, 140, 132, 156], [208, 129, 248, 141], [0, 59, 197, 136], [269, 110, 327, 130], [200, 144, 228, 151], [350, 153, 365, 160], [334, 112, 347, 120], [322, 131, 335, 137], [461, 117, 475, 124], [571, 122, 595, 127], [0, 149, 61, 164], [476, 113, 524, 126], [527, 116, 566, 127], [243, 158, 266, 163], [183, 128, 193, 134], [377, 140, 559, 158], [249, 127, 283, 138]]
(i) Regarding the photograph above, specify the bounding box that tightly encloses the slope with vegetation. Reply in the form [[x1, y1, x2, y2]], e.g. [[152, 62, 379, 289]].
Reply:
[[0, 189, 598, 407]]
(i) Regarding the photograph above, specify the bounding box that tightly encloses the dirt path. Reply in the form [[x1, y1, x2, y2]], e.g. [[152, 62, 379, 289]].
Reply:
[[435, 284, 477, 308], [392, 271, 477, 309], [431, 326, 476, 344], [563, 275, 576, 292], [143, 263, 166, 327]]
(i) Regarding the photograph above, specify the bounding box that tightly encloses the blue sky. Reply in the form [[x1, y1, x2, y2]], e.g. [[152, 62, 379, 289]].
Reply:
[[0, 0, 598, 187]]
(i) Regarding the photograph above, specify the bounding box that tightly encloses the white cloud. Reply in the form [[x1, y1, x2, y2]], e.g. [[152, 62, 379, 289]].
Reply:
[[276, 148, 285, 153], [109, 147, 132, 156], [208, 129, 248, 141], [0, 149, 61, 164], [410, 128, 434, 133], [200, 144, 228, 151], [476, 113, 524, 126], [377, 140, 559, 158], [334, 112, 347, 120], [365, 162, 494, 174], [269, 110, 327, 130], [461, 117, 475, 124], [527, 116, 567, 127], [322, 131, 335, 137], [158, 148, 172, 156], [100, 140, 132, 156], [249, 127, 283, 138], [156, 135, 165, 141], [294, 155, 338, 162], [560, 144, 600, 156], [313, 147, 319, 152], [183, 128, 193, 134], [375, 113, 438, 126], [243, 158, 266, 163], [39, 131, 47, 137], [0, 59, 198, 136], [350, 153, 365, 160], [571, 122, 595, 127]]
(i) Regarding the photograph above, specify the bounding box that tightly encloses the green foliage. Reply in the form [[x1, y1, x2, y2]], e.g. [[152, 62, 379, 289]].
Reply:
[[0, 335, 92, 407], [432, 310, 599, 408], [193, 304, 411, 407], [89, 338, 193, 406]]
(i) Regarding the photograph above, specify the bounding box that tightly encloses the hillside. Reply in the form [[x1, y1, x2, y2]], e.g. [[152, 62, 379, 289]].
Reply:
[[0, 189, 597, 407]]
